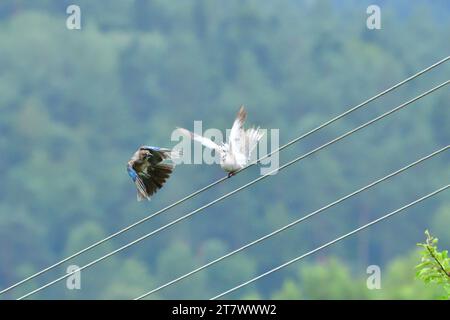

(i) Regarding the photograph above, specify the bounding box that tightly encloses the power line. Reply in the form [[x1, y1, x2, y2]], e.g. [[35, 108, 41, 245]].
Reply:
[[16, 81, 448, 300], [211, 185, 449, 300], [134, 145, 448, 300], [1, 56, 448, 296]]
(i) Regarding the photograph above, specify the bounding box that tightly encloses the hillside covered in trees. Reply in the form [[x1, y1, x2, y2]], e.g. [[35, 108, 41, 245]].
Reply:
[[0, 0, 449, 299]]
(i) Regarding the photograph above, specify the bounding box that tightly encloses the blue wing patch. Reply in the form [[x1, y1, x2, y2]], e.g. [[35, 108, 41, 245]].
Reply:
[[127, 164, 138, 181], [140, 145, 160, 151]]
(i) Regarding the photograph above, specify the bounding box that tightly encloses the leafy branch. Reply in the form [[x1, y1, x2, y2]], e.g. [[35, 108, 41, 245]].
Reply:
[[416, 230, 450, 299]]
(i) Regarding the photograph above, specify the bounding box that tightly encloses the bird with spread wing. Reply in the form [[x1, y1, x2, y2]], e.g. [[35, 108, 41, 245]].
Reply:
[[127, 146, 178, 201], [178, 106, 264, 177]]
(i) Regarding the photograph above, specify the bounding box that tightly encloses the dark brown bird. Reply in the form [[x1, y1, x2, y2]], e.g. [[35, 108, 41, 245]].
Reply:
[[127, 146, 177, 201]]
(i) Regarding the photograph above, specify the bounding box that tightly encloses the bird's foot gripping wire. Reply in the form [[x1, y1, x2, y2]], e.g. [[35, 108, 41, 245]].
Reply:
[[227, 172, 235, 178]]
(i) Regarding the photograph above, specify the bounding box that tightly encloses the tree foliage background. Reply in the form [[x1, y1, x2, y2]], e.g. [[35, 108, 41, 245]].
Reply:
[[0, 0, 449, 299]]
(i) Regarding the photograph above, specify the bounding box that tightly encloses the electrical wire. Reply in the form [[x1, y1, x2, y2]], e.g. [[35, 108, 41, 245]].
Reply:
[[210, 184, 449, 300], [1, 56, 448, 296], [134, 145, 448, 299], [16, 81, 448, 300]]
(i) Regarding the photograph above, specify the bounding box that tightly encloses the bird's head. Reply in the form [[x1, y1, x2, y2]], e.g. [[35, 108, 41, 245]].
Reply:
[[138, 146, 153, 159]]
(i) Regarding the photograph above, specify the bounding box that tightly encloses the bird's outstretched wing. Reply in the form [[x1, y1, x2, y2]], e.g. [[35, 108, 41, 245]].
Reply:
[[228, 106, 264, 165], [138, 163, 173, 200], [127, 164, 149, 201], [177, 127, 221, 151], [229, 106, 247, 154], [128, 162, 173, 201], [243, 127, 264, 158]]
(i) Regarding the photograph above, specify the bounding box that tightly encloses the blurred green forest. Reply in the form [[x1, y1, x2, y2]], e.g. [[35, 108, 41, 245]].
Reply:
[[0, 0, 449, 299]]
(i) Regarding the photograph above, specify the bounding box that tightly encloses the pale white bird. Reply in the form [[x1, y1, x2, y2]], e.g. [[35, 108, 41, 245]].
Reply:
[[178, 106, 264, 177]]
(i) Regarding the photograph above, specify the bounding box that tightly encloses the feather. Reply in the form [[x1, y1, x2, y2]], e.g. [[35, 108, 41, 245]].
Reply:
[[177, 127, 221, 152]]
